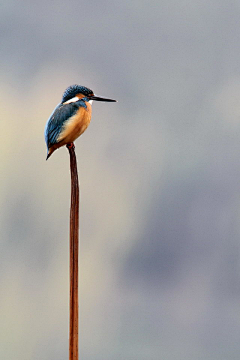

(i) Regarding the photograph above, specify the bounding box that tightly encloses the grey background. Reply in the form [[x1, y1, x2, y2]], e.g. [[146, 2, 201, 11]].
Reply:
[[1, 1, 240, 359]]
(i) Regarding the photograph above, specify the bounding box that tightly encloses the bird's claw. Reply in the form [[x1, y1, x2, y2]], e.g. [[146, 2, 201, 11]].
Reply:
[[66, 142, 75, 149]]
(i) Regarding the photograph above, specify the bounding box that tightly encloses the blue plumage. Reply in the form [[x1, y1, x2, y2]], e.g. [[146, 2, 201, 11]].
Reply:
[[45, 100, 87, 149]]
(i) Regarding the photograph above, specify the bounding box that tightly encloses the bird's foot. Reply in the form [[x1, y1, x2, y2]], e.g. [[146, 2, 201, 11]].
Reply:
[[66, 142, 75, 149]]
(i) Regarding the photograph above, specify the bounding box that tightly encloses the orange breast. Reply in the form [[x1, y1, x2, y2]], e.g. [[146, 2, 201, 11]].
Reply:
[[57, 103, 92, 145]]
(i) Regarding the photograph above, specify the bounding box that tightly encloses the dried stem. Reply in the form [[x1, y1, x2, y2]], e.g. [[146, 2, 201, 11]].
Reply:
[[68, 143, 79, 360]]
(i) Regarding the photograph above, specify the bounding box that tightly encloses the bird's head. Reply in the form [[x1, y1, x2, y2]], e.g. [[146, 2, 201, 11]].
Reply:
[[61, 84, 117, 104]]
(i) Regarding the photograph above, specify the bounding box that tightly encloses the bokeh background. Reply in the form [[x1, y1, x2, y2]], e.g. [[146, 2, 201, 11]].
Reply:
[[1, 1, 240, 359]]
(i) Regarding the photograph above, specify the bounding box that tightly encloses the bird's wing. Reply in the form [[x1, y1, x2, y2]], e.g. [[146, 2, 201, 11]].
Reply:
[[45, 102, 82, 147]]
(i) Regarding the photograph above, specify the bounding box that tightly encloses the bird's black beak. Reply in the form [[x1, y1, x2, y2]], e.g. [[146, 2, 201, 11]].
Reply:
[[90, 95, 117, 102]]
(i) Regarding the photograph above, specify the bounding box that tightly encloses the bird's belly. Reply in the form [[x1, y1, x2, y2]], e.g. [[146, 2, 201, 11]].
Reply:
[[57, 105, 92, 144]]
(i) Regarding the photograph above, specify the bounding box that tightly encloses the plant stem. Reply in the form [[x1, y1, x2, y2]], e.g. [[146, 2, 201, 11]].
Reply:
[[68, 143, 79, 360]]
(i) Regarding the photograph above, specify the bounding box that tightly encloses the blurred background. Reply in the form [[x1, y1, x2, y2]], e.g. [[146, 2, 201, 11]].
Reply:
[[1, 1, 240, 359]]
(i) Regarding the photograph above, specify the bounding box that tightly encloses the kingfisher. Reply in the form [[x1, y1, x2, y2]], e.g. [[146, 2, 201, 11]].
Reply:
[[45, 84, 116, 160]]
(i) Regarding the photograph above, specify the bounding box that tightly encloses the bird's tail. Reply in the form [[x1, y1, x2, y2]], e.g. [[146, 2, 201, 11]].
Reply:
[[46, 144, 59, 160], [46, 148, 53, 160]]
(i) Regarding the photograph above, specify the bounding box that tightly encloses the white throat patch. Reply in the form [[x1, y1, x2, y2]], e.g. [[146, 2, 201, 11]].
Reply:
[[63, 96, 79, 104]]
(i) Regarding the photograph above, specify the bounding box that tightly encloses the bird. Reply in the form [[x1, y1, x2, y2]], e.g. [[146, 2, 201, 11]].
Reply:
[[45, 84, 117, 160]]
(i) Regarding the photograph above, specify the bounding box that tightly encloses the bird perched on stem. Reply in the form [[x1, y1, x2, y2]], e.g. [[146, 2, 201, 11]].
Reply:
[[45, 84, 117, 159]]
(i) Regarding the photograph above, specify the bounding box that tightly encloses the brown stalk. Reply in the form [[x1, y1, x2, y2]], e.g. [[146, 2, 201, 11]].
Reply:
[[68, 143, 79, 360]]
